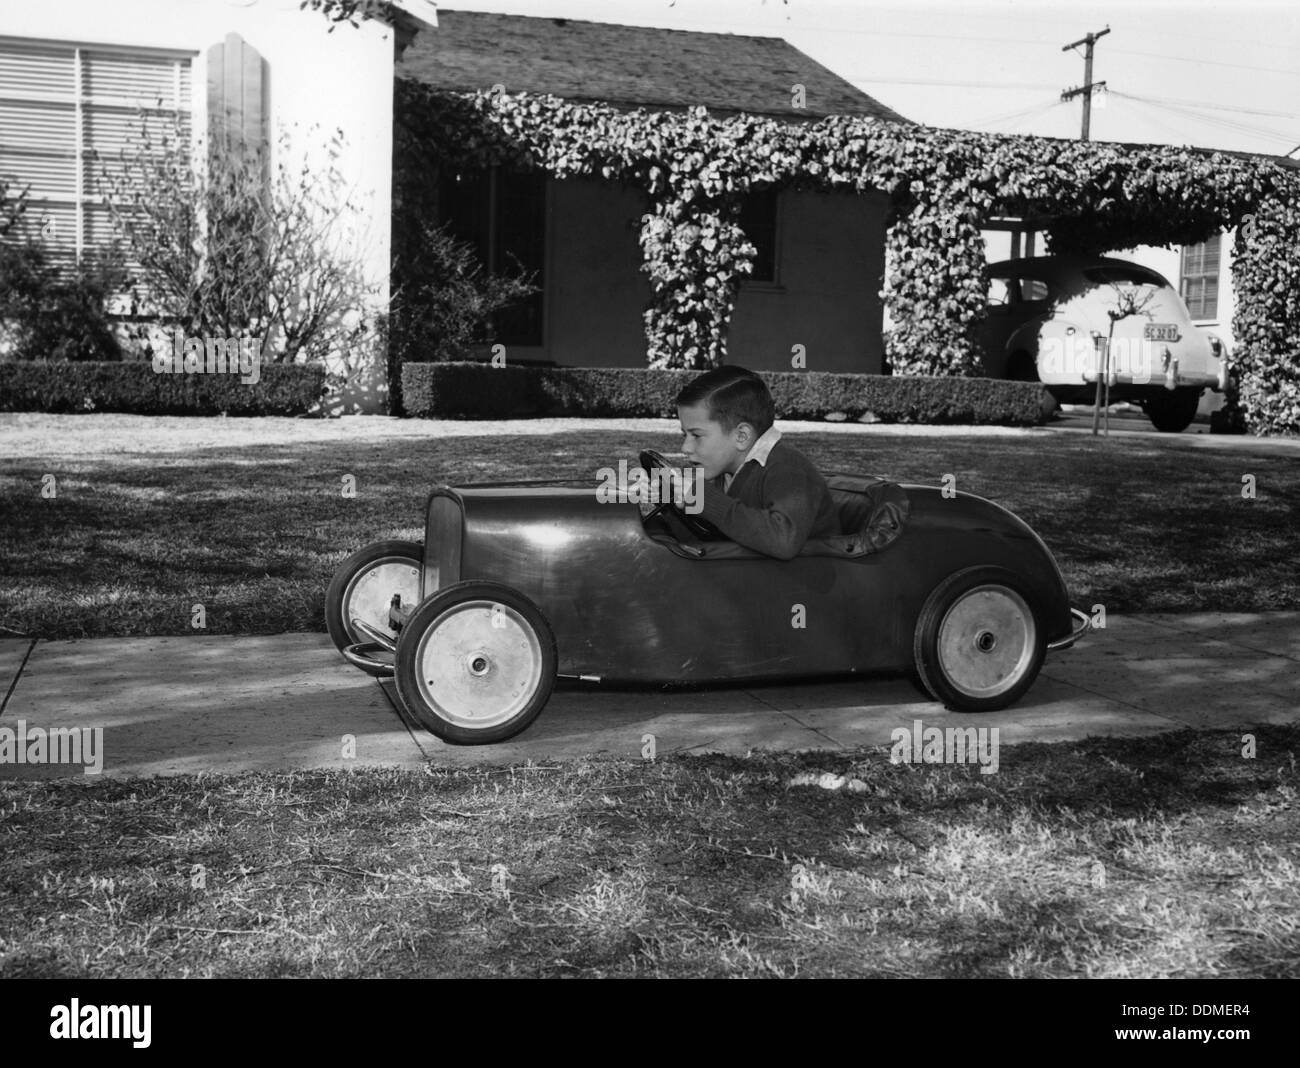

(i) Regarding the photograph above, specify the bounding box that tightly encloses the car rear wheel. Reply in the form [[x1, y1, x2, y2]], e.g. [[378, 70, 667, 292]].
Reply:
[[1007, 350, 1038, 382], [1007, 351, 1058, 421], [394, 581, 557, 745], [1144, 388, 1201, 433], [913, 566, 1046, 712], [325, 541, 423, 667]]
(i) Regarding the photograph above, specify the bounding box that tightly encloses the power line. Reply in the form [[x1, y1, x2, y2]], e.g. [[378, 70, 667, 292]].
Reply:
[[851, 77, 1059, 91], [972, 98, 1067, 132], [1110, 91, 1300, 122], [1108, 46, 1300, 78], [1119, 94, 1299, 148]]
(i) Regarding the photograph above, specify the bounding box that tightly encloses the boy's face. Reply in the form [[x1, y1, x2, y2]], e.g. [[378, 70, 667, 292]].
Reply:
[[677, 402, 754, 480]]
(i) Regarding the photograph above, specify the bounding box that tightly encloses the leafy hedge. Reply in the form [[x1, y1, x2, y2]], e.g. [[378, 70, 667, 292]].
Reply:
[[401, 362, 1048, 425], [396, 84, 1300, 435], [0, 361, 327, 415]]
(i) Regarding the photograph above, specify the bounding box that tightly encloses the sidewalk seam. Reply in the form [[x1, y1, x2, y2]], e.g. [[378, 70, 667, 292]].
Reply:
[[1038, 667, 1203, 729], [0, 640, 38, 719], [1137, 615, 1300, 665], [375, 680, 434, 761], [741, 689, 850, 750]]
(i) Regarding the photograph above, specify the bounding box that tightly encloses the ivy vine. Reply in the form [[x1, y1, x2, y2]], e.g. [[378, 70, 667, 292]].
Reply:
[[395, 81, 1300, 435]]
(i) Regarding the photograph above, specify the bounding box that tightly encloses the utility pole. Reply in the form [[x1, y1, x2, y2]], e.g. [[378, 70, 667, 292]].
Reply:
[[1061, 26, 1110, 141]]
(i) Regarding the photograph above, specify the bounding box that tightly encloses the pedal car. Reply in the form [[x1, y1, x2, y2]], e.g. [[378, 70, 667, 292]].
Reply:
[[325, 451, 1089, 744]]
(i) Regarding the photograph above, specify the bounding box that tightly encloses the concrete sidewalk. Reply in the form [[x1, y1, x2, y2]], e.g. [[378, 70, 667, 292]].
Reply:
[[2, 612, 1297, 779]]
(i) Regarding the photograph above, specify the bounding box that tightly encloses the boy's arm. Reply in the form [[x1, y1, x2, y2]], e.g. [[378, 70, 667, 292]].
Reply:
[[695, 465, 822, 560]]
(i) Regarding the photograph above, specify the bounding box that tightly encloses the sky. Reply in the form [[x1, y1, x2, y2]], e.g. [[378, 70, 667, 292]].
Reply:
[[426, 0, 1300, 156]]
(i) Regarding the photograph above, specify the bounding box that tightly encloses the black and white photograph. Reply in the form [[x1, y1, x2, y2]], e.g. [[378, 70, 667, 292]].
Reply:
[[0, 0, 1295, 1024]]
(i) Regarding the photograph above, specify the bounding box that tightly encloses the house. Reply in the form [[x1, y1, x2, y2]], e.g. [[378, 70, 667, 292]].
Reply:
[[396, 9, 909, 375], [3, 3, 909, 402], [0, 0, 432, 409]]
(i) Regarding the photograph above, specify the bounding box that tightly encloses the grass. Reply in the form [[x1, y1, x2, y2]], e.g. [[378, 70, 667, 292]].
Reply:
[[2, 726, 1296, 978], [1, 414, 1297, 639]]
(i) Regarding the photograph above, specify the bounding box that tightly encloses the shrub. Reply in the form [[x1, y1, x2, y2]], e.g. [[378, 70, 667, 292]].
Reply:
[[0, 179, 127, 362], [401, 363, 1048, 425], [0, 361, 326, 415], [387, 220, 539, 411]]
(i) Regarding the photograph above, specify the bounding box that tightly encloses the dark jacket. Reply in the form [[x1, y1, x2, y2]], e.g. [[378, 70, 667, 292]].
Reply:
[[696, 439, 840, 559]]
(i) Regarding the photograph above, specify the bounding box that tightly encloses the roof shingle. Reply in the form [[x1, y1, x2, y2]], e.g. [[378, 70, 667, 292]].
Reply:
[[399, 9, 908, 123]]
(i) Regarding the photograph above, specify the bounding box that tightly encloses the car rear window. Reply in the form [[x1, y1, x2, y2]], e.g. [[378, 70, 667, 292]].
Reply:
[[1084, 266, 1164, 286], [987, 275, 1052, 303]]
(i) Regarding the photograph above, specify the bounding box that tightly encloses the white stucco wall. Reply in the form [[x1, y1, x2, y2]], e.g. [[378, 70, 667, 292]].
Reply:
[[3, 0, 398, 411]]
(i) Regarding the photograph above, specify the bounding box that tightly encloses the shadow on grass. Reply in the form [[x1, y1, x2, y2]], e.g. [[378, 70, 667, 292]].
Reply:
[[1, 726, 1296, 978], [1, 430, 1297, 638]]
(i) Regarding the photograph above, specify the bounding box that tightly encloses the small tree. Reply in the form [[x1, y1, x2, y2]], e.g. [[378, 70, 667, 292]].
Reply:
[[100, 116, 379, 369], [1093, 282, 1158, 436]]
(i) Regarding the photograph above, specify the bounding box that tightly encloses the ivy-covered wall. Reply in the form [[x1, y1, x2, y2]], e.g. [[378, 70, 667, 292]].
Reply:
[[395, 82, 1300, 435]]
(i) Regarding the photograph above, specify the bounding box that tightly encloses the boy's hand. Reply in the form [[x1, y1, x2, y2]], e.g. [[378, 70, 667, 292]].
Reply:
[[669, 466, 686, 507]]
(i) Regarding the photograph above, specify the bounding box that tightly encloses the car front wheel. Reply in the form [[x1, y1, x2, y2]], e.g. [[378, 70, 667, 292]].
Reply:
[[394, 581, 557, 745], [913, 566, 1046, 712], [1144, 388, 1201, 433]]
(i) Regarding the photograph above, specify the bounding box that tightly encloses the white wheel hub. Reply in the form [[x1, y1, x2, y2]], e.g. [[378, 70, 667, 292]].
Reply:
[[937, 585, 1036, 699], [412, 600, 543, 729], [344, 558, 421, 641]]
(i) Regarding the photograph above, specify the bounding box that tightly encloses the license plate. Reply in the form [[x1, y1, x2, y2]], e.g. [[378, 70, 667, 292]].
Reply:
[[1144, 323, 1180, 342]]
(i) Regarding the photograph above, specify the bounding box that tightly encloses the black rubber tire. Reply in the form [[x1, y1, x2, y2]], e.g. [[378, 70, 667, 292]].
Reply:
[[394, 580, 557, 745], [913, 566, 1047, 712], [324, 540, 423, 655], [1144, 388, 1201, 433], [1007, 350, 1038, 382]]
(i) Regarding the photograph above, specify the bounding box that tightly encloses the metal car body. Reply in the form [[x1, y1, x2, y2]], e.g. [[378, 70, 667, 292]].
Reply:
[[327, 466, 1089, 744], [420, 477, 1075, 684], [979, 255, 1229, 431]]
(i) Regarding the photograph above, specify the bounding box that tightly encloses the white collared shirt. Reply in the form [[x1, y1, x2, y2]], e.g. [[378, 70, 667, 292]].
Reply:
[[722, 425, 782, 492]]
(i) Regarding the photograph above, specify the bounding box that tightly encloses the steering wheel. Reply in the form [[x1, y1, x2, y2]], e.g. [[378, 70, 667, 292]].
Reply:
[[639, 449, 722, 541]]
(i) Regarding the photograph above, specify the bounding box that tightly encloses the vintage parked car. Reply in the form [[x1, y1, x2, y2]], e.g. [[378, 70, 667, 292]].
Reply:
[[979, 255, 1230, 432], [325, 452, 1089, 745]]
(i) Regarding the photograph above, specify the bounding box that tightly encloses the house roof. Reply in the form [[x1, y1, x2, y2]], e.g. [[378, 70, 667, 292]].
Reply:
[[399, 9, 909, 123]]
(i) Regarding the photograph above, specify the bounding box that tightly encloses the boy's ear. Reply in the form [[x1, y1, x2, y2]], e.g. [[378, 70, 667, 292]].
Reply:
[[732, 421, 756, 449]]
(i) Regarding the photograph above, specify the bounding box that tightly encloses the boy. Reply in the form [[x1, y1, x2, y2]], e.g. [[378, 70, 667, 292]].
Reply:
[[673, 366, 840, 560]]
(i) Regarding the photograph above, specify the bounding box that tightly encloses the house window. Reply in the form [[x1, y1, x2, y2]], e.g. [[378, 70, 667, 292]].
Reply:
[[438, 165, 546, 347], [739, 189, 779, 283], [1180, 234, 1221, 320], [0, 38, 192, 268]]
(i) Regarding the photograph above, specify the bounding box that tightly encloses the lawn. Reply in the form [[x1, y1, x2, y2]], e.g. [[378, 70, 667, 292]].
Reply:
[[3, 414, 1298, 980], [1, 413, 1297, 639], [2, 726, 1295, 978]]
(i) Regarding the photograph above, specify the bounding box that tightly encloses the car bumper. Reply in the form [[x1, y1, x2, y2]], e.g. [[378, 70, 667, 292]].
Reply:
[[1047, 608, 1091, 651], [1073, 369, 1221, 389]]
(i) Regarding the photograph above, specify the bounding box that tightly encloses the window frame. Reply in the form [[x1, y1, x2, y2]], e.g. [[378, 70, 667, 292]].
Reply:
[[1179, 234, 1221, 320], [0, 35, 194, 266], [437, 162, 547, 349], [738, 187, 782, 287]]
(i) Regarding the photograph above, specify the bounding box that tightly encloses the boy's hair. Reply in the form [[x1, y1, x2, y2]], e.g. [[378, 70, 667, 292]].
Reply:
[[675, 366, 775, 435]]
